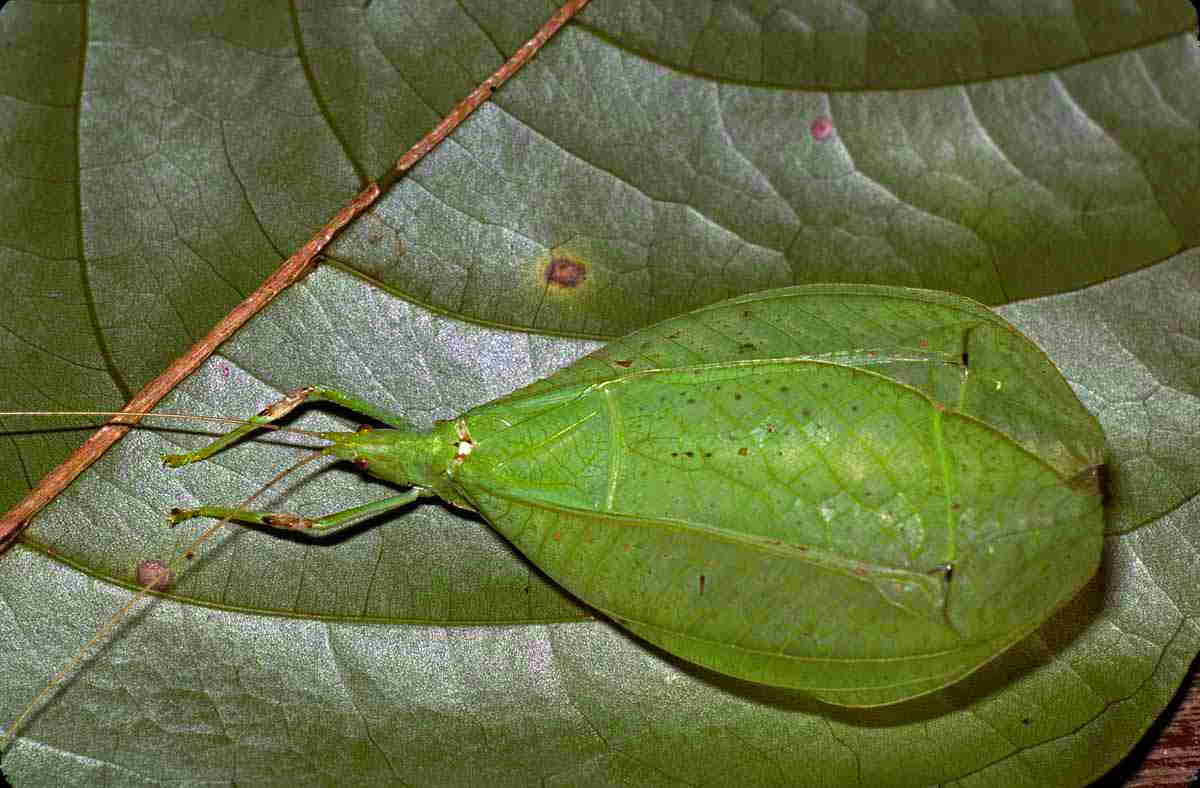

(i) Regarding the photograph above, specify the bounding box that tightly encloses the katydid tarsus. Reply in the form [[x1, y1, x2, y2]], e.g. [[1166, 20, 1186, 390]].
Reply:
[[0, 284, 1106, 754]]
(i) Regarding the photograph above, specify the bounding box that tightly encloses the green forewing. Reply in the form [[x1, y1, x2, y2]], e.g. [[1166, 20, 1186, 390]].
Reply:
[[451, 285, 1105, 706]]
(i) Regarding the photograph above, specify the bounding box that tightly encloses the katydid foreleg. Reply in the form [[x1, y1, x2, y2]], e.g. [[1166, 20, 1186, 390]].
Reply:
[[163, 385, 449, 535]]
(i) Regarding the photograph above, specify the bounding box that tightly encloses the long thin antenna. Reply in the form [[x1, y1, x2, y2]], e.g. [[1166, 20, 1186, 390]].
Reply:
[[0, 411, 327, 440], [0, 449, 329, 751]]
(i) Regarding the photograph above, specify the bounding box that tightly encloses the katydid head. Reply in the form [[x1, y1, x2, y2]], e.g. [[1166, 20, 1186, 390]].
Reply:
[[318, 419, 463, 499]]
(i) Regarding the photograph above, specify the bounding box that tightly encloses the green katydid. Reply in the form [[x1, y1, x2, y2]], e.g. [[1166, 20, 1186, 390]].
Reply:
[[4, 283, 1106, 718]]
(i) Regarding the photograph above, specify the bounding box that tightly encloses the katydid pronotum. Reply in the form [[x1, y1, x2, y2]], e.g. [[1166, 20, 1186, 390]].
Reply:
[[1, 283, 1106, 751]]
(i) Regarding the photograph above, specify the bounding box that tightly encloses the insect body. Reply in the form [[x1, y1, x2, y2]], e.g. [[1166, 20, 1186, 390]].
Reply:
[[166, 284, 1106, 707]]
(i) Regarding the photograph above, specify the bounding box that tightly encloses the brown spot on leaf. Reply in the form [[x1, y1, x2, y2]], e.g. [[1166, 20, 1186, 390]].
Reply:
[[544, 257, 587, 288], [811, 116, 834, 140], [137, 559, 174, 591], [738, 447, 748, 456], [699, 575, 706, 594], [614, 359, 633, 368]]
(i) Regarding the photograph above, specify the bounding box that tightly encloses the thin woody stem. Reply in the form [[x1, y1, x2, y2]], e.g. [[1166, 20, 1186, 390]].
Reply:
[[0, 0, 592, 556]]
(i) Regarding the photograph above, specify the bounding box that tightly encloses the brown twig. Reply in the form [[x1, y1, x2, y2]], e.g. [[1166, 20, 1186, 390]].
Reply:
[[0, 0, 592, 556]]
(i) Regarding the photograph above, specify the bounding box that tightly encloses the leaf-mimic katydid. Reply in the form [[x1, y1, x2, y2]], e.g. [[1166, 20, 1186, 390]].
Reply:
[[5, 284, 1107, 716]]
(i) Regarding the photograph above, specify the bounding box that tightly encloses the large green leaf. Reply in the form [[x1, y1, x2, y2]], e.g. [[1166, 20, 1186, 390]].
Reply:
[[1, 2, 1197, 786]]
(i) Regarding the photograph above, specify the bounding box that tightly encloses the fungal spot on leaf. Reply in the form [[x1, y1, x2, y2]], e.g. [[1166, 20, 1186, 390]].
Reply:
[[738, 447, 748, 456], [811, 115, 834, 140], [137, 559, 174, 591], [544, 257, 587, 288]]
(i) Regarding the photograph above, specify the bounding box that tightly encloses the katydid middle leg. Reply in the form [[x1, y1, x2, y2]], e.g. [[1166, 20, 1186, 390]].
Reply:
[[169, 488, 429, 534]]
